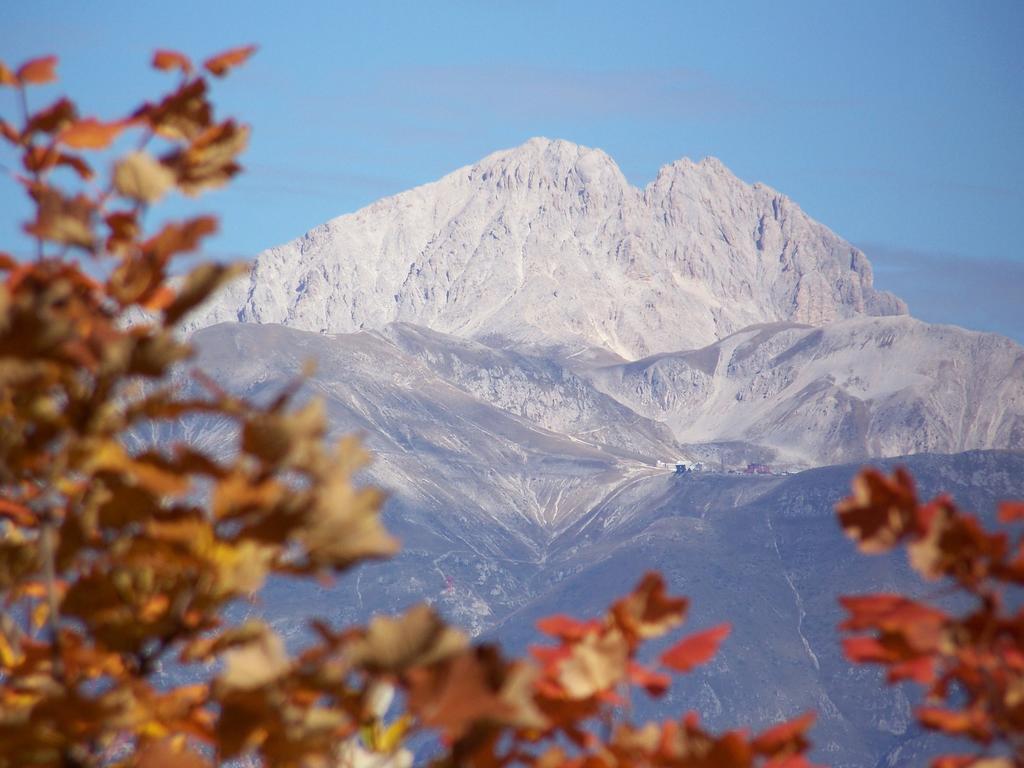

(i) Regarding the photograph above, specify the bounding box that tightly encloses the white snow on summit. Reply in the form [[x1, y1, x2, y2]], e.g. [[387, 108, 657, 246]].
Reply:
[[193, 138, 905, 359]]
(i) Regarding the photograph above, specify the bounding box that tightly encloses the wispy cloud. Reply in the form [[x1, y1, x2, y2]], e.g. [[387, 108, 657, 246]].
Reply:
[[360, 65, 754, 121], [802, 166, 1023, 200], [239, 162, 409, 199], [862, 243, 1024, 343]]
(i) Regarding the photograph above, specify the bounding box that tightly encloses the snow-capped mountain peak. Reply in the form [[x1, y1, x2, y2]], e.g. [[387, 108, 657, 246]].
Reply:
[[192, 138, 905, 359]]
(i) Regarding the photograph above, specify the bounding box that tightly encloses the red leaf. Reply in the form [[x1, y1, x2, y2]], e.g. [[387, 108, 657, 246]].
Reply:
[[17, 56, 58, 85], [998, 501, 1024, 524], [886, 656, 935, 685], [536, 614, 602, 641], [627, 662, 670, 697], [153, 49, 193, 75], [660, 623, 730, 672], [203, 45, 257, 77], [751, 711, 816, 757], [841, 636, 892, 664]]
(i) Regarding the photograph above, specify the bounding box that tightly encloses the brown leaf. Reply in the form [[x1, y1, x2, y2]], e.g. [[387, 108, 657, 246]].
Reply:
[[203, 45, 258, 77], [163, 120, 250, 194], [24, 184, 95, 250], [104, 210, 140, 254], [143, 216, 218, 260], [611, 571, 688, 643], [406, 646, 546, 740], [837, 467, 919, 553], [137, 739, 211, 768], [136, 79, 211, 142], [163, 262, 247, 325], [16, 56, 58, 85], [219, 624, 290, 690], [0, 117, 19, 142], [349, 604, 466, 673], [556, 629, 629, 698], [26, 98, 77, 135], [113, 151, 176, 203], [54, 152, 93, 180]]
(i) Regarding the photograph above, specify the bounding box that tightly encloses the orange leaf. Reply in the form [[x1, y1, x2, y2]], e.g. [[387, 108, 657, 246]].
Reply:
[[203, 45, 257, 77], [0, 60, 17, 86], [999, 501, 1024, 524], [17, 56, 58, 85], [917, 706, 991, 740], [536, 614, 603, 641], [660, 623, 730, 672], [59, 119, 125, 150], [153, 49, 193, 75], [0, 498, 36, 526]]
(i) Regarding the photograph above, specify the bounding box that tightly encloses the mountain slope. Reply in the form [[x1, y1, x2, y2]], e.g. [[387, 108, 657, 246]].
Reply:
[[191, 138, 904, 358], [583, 315, 1024, 465]]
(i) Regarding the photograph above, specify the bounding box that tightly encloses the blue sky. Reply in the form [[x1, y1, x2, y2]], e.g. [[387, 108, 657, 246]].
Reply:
[[2, 1, 1022, 341]]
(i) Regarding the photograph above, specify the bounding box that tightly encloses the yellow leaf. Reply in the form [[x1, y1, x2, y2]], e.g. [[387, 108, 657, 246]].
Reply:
[[114, 151, 176, 203], [219, 625, 290, 690]]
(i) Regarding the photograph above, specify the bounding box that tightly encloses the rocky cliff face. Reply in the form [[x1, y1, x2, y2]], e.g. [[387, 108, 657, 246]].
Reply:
[[583, 315, 1024, 465], [193, 138, 904, 358]]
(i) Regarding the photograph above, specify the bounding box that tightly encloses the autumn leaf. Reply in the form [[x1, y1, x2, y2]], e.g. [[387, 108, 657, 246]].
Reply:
[[24, 184, 95, 249], [536, 615, 603, 642], [998, 501, 1024, 524], [16, 56, 58, 85], [219, 625, 290, 690], [144, 216, 218, 260], [137, 738, 211, 768], [26, 98, 77, 135], [836, 467, 919, 553], [660, 623, 730, 673], [163, 119, 250, 194], [348, 604, 466, 674], [611, 571, 688, 643], [751, 711, 816, 758], [152, 49, 193, 75], [0, 60, 17, 86], [163, 262, 247, 324], [203, 45, 258, 77], [137, 78, 212, 141], [555, 629, 629, 699], [59, 118, 125, 149], [113, 151, 176, 203], [406, 646, 546, 740]]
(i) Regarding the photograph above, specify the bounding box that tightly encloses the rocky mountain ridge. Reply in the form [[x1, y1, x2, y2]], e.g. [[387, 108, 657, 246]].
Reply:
[[191, 137, 905, 359]]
